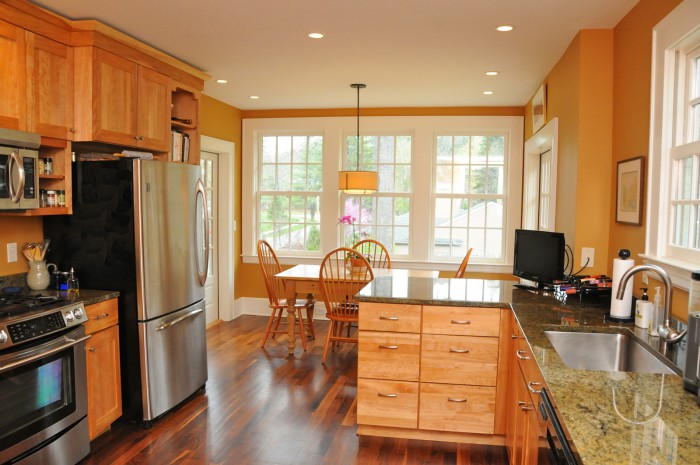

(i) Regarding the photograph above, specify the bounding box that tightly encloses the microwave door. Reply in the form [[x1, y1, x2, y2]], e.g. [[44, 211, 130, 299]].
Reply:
[[0, 153, 8, 200], [9, 151, 25, 204]]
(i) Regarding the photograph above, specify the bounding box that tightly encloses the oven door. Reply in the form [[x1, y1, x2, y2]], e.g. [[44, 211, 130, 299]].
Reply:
[[539, 388, 579, 465], [0, 146, 39, 211], [0, 326, 90, 464]]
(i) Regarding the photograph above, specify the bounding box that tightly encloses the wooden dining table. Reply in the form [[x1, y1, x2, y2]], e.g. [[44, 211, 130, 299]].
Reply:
[[274, 264, 439, 355]]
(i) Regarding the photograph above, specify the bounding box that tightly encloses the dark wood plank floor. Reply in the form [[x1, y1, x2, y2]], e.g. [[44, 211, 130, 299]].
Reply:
[[81, 315, 509, 465]]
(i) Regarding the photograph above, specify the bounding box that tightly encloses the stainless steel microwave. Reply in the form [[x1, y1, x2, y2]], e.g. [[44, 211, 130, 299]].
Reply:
[[0, 128, 41, 211]]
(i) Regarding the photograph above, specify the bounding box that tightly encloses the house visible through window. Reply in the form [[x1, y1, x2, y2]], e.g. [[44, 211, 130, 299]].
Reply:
[[257, 134, 323, 252], [433, 134, 507, 261], [340, 135, 412, 256]]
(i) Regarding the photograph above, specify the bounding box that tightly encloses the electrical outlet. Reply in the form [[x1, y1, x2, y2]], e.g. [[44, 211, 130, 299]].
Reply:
[[581, 247, 595, 268], [7, 243, 17, 263]]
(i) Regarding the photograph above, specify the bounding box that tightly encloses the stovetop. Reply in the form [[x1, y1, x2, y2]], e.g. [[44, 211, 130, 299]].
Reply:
[[0, 293, 67, 317]]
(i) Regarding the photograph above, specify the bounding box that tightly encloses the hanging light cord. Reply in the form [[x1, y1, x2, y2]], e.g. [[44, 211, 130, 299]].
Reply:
[[351, 83, 366, 171]]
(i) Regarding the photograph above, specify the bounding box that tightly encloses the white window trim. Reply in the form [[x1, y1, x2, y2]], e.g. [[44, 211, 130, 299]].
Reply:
[[242, 116, 523, 273], [646, 0, 700, 291]]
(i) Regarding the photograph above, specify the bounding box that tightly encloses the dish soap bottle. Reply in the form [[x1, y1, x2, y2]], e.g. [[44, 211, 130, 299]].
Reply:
[[635, 287, 652, 329], [648, 286, 662, 336]]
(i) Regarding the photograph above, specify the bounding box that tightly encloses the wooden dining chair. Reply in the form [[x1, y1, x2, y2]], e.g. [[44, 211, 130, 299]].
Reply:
[[454, 248, 474, 278], [257, 240, 315, 349], [318, 247, 374, 363], [353, 239, 391, 269]]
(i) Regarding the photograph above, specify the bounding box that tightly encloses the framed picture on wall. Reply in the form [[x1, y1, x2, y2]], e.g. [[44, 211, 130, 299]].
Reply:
[[616, 156, 645, 225], [532, 84, 546, 133]]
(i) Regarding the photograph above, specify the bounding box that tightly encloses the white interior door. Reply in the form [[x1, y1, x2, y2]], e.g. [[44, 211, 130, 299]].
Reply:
[[523, 118, 558, 231], [200, 151, 219, 325]]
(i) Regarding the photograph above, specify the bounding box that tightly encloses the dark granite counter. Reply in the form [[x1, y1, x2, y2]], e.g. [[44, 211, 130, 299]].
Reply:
[[0, 273, 119, 306], [357, 277, 700, 465]]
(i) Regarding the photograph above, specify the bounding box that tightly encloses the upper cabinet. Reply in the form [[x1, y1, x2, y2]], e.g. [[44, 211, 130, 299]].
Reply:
[[0, 19, 27, 131]]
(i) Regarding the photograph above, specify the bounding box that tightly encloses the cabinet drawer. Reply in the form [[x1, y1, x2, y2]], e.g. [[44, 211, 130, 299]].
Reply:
[[84, 299, 119, 335], [359, 303, 421, 332], [357, 378, 418, 429], [358, 331, 420, 381], [419, 383, 496, 434], [422, 306, 500, 336], [420, 334, 499, 385]]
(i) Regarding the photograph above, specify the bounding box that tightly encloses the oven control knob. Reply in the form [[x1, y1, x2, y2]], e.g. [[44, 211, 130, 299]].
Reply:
[[65, 311, 74, 322], [0, 330, 6, 344], [74, 308, 84, 320]]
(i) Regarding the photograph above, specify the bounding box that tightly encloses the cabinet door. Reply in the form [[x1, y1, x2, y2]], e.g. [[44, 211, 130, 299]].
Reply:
[[136, 66, 170, 151], [422, 306, 501, 336], [90, 48, 138, 146], [358, 331, 420, 381], [26, 32, 74, 139], [357, 378, 418, 428], [0, 19, 27, 130], [418, 383, 496, 434], [420, 334, 499, 385], [86, 324, 122, 440]]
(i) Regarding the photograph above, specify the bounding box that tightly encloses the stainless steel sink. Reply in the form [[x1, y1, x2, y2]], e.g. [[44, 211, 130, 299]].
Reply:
[[545, 330, 681, 375]]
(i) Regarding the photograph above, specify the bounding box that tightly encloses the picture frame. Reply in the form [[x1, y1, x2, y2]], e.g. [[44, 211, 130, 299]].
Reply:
[[532, 84, 546, 133], [616, 156, 645, 225]]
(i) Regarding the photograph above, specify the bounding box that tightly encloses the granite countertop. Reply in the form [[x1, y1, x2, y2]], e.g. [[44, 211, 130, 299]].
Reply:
[[0, 274, 119, 307], [357, 276, 700, 465]]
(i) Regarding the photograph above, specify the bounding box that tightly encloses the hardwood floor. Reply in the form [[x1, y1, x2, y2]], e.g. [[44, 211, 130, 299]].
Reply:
[[81, 315, 509, 465]]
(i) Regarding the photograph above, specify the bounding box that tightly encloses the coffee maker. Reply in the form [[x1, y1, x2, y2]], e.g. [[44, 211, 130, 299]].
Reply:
[[684, 312, 700, 401]]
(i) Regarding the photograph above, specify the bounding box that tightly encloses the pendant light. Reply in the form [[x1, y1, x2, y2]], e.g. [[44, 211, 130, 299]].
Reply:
[[338, 83, 378, 194]]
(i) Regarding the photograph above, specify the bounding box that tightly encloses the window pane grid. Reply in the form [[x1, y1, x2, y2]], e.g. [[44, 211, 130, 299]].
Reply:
[[433, 134, 507, 261], [258, 134, 323, 253], [341, 134, 412, 256]]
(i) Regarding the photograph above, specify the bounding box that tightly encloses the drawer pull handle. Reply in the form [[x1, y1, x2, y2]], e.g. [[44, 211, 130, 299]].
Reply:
[[528, 381, 542, 394], [379, 316, 399, 321], [450, 319, 471, 325], [516, 350, 531, 360], [521, 404, 534, 411], [449, 348, 470, 353], [447, 397, 468, 403], [518, 401, 527, 406], [511, 334, 518, 339], [378, 393, 397, 398], [88, 347, 96, 352], [93, 313, 110, 320], [379, 344, 398, 350]]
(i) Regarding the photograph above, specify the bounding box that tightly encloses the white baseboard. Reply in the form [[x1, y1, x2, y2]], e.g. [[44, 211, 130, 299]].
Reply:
[[231, 297, 328, 320]]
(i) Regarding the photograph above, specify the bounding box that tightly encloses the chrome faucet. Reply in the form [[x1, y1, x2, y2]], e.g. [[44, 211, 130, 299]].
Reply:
[[616, 264, 686, 344]]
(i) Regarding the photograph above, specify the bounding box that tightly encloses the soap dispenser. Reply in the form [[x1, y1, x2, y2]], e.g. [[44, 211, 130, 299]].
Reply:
[[648, 286, 662, 336], [635, 288, 652, 329]]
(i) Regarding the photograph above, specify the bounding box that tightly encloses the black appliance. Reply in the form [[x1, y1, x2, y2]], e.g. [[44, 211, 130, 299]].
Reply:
[[0, 293, 90, 465], [538, 388, 580, 465], [513, 229, 566, 288]]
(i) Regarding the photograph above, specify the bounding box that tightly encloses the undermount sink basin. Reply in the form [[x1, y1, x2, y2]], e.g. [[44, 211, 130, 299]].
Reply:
[[545, 330, 681, 375]]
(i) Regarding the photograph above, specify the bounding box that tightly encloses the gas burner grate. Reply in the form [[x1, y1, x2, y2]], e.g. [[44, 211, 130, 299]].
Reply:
[[0, 294, 66, 316]]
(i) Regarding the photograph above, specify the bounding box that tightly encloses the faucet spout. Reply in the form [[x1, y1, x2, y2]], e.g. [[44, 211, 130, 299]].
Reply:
[[616, 264, 686, 344]]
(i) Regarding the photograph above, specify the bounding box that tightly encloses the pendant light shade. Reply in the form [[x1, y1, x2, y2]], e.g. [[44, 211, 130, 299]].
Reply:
[[339, 83, 377, 194]]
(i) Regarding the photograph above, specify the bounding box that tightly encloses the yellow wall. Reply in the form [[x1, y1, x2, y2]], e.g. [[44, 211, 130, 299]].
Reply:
[[0, 217, 44, 276], [610, 0, 684, 318]]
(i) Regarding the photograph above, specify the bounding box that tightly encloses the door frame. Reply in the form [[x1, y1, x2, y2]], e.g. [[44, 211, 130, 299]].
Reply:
[[201, 135, 235, 322], [522, 118, 558, 231]]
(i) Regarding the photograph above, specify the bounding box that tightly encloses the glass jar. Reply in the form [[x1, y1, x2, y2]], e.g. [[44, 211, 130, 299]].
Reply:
[[39, 189, 47, 208], [44, 157, 53, 175], [57, 190, 66, 207], [46, 190, 57, 207], [38, 158, 45, 174]]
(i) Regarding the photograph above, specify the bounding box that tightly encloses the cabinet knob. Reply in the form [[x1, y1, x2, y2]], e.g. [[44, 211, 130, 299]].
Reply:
[[134, 135, 145, 141]]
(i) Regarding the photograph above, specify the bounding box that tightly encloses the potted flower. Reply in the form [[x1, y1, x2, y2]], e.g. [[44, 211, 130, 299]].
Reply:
[[338, 215, 364, 270]]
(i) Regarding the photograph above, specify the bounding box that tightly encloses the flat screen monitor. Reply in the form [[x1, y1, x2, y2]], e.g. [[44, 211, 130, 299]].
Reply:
[[513, 229, 565, 286]]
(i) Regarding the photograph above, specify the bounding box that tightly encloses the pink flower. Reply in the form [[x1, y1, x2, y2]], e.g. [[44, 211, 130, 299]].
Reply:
[[338, 215, 357, 225]]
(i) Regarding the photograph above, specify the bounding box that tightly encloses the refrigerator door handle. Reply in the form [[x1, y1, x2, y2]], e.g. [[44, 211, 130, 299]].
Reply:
[[155, 308, 204, 332], [195, 178, 210, 286]]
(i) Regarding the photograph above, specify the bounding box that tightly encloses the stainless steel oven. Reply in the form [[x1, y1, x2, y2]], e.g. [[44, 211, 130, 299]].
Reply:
[[0, 128, 41, 211], [0, 296, 90, 465]]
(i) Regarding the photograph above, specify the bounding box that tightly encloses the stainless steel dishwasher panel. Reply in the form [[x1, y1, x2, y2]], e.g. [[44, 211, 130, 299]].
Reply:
[[138, 300, 208, 421]]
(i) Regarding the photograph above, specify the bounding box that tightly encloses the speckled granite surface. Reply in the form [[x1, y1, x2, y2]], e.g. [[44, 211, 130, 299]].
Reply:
[[0, 272, 119, 306], [357, 277, 700, 465]]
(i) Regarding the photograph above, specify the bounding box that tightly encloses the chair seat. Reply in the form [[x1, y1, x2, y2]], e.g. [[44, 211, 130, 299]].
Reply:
[[277, 298, 316, 309]]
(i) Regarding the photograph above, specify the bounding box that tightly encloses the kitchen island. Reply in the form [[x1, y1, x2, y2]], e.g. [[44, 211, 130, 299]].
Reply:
[[355, 276, 699, 465]]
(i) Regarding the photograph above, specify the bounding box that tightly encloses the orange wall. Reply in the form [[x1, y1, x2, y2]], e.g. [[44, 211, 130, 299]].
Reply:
[[0, 217, 44, 276], [610, 0, 684, 318]]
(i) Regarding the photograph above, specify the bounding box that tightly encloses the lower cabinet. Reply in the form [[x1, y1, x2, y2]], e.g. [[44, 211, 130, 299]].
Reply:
[[357, 302, 508, 442], [84, 298, 122, 440]]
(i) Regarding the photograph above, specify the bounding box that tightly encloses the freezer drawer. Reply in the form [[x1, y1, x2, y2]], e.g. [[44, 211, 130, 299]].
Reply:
[[138, 300, 208, 421]]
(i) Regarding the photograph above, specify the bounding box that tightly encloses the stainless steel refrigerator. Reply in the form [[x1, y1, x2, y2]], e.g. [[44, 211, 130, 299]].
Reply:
[[44, 158, 209, 424]]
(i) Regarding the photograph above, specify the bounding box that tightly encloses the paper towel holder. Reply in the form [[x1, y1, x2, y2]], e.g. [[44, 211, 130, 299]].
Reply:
[[607, 249, 636, 323]]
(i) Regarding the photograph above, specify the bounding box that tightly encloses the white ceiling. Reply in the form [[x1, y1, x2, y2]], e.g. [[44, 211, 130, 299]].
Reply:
[[32, 0, 639, 110]]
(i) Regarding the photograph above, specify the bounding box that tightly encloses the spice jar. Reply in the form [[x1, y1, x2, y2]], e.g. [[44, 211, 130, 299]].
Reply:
[[46, 190, 57, 207], [57, 190, 66, 207], [39, 189, 47, 208], [38, 158, 45, 174], [44, 158, 53, 175]]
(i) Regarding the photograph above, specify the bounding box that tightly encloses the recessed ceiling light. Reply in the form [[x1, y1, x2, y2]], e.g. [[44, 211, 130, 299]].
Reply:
[[308, 32, 324, 39], [215, 79, 227, 84], [483, 91, 494, 95], [485, 71, 499, 76], [249, 95, 260, 100], [496, 25, 514, 32]]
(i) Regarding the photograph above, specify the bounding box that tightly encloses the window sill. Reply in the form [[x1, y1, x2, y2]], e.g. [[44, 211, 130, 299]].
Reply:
[[638, 254, 699, 292], [241, 254, 514, 275]]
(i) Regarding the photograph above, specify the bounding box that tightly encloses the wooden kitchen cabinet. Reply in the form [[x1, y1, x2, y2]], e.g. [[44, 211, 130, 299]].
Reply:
[[84, 298, 122, 440], [357, 302, 508, 443], [73, 47, 170, 152], [0, 18, 27, 131]]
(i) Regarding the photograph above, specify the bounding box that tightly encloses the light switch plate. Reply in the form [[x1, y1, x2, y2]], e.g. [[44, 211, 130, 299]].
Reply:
[[581, 247, 595, 268], [7, 243, 17, 263]]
